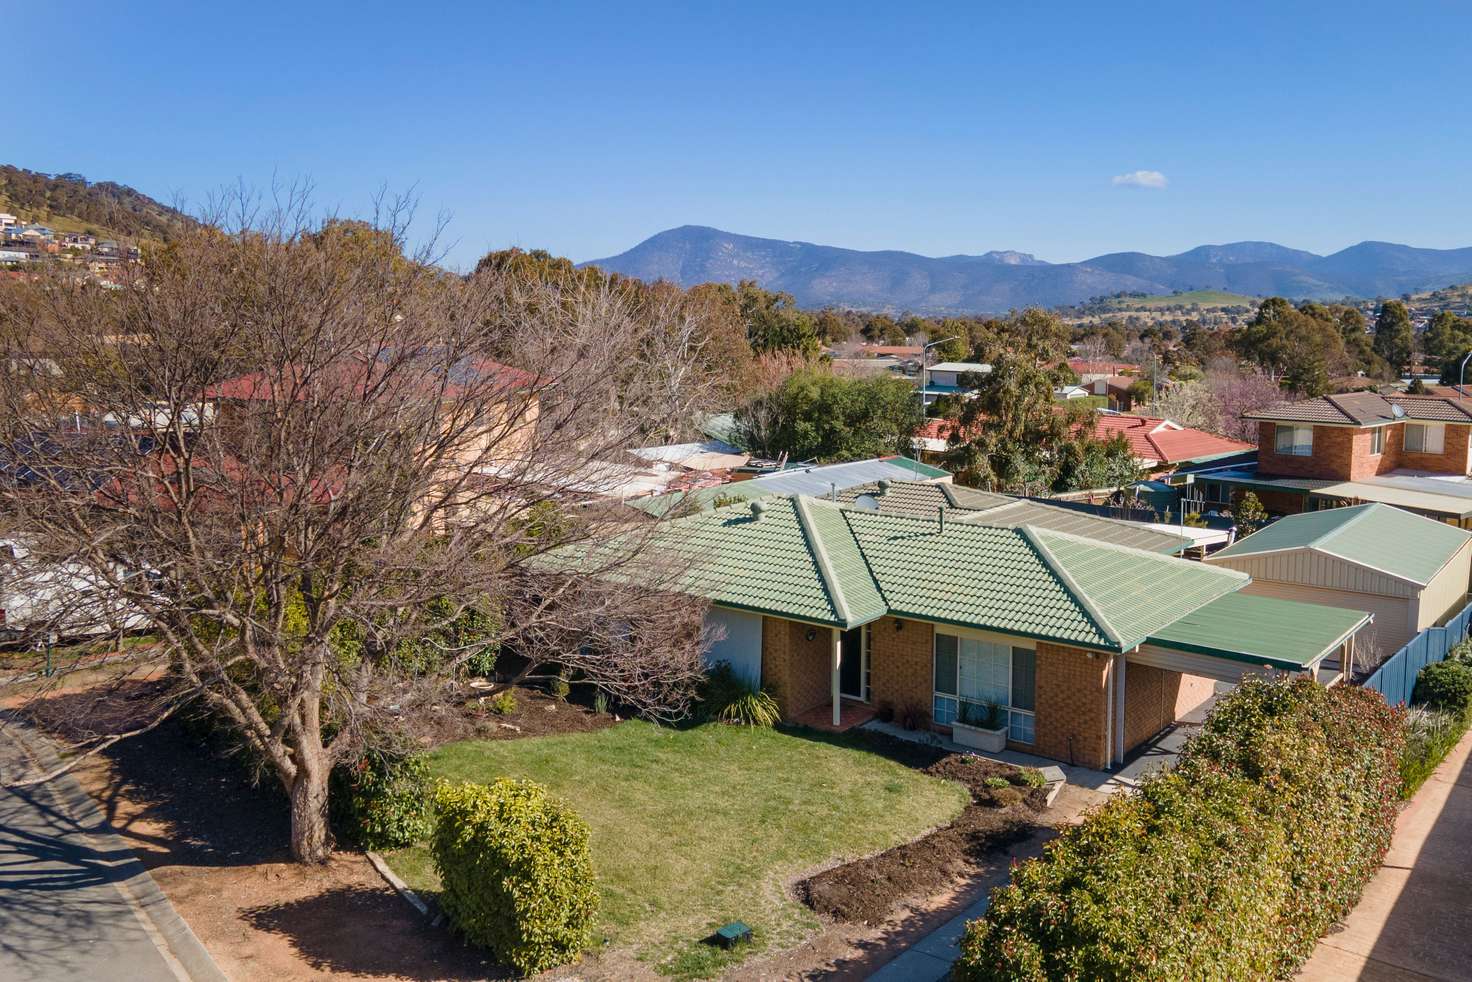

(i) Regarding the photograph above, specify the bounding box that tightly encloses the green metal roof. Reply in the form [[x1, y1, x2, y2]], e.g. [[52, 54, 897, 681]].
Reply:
[[1212, 502, 1472, 585], [1146, 592, 1369, 669], [834, 481, 1190, 554]]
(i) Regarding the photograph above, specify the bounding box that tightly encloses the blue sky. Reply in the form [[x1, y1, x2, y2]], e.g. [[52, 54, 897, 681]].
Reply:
[[12, 2, 1472, 268]]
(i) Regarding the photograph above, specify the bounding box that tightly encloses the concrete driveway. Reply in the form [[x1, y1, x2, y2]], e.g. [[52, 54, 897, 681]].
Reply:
[[1299, 728, 1472, 981], [0, 721, 225, 982]]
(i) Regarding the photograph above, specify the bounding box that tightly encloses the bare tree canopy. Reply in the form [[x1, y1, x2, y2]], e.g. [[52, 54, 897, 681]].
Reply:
[[0, 192, 714, 861]]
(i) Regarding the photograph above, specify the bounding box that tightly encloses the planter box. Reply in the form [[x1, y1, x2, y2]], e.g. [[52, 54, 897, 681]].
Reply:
[[951, 720, 1007, 752]]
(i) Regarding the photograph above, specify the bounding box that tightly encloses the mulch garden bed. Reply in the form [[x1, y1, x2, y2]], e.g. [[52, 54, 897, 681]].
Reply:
[[795, 731, 1051, 926]]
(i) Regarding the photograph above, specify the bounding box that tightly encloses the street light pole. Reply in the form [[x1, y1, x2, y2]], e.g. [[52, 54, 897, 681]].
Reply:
[[1460, 350, 1471, 400]]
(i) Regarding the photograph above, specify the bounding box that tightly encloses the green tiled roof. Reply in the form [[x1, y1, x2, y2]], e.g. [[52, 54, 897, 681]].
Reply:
[[1146, 592, 1369, 669], [549, 494, 1251, 650], [1212, 502, 1472, 585]]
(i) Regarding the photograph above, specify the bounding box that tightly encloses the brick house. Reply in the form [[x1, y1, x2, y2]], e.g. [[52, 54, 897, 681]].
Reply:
[[553, 493, 1371, 770], [1191, 393, 1472, 523]]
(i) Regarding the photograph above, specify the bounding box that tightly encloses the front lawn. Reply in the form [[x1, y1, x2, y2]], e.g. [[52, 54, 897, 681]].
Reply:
[[385, 721, 967, 977]]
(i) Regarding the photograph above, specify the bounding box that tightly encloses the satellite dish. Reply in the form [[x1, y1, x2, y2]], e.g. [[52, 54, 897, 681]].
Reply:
[[1392, 404, 1406, 418], [852, 493, 881, 512]]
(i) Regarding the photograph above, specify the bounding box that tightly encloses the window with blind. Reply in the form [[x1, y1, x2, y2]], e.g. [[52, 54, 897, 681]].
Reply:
[[1274, 424, 1314, 456], [1404, 422, 1445, 454], [932, 631, 1036, 744]]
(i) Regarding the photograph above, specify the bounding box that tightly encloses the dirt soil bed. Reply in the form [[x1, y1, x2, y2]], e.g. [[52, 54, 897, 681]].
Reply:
[[20, 678, 607, 981], [796, 736, 1050, 926]]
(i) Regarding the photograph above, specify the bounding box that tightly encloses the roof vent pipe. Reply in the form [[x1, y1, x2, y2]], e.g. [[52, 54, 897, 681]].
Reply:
[[830, 482, 837, 501], [749, 500, 767, 520], [877, 479, 891, 495], [938, 505, 946, 533]]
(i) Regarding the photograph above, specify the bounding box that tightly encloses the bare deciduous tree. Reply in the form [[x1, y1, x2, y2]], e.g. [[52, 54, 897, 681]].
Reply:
[[0, 193, 714, 861]]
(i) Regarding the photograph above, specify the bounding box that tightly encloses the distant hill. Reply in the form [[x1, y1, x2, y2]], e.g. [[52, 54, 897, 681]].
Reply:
[[0, 165, 189, 241], [584, 226, 1472, 314]]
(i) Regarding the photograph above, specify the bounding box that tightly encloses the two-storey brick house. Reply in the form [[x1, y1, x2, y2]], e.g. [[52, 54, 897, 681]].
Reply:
[[1195, 392, 1472, 525]]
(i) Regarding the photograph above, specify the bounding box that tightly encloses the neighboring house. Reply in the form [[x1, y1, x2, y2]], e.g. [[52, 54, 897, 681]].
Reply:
[[913, 413, 1254, 475], [919, 361, 992, 406], [1068, 358, 1140, 382], [1192, 392, 1472, 524], [831, 479, 1194, 554], [1206, 503, 1472, 662], [1086, 414, 1255, 474], [1090, 374, 1141, 411], [627, 439, 749, 473], [629, 456, 951, 517], [554, 496, 1370, 769], [1055, 384, 1092, 401], [0, 539, 150, 643]]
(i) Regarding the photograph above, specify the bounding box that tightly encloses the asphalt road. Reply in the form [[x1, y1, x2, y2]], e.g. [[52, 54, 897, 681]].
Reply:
[[0, 724, 220, 982]]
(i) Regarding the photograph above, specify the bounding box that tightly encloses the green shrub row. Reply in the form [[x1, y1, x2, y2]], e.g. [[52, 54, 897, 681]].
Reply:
[[432, 778, 599, 976], [955, 677, 1405, 981]]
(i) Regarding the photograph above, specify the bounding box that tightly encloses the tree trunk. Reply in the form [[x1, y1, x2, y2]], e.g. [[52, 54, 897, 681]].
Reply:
[[288, 754, 333, 863]]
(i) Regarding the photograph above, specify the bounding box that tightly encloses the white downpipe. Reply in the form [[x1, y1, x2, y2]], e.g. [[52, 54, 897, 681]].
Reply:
[[831, 627, 842, 727], [1114, 652, 1130, 765]]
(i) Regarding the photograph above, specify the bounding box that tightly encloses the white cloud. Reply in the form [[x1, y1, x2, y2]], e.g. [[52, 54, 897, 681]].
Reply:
[[1111, 169, 1168, 189]]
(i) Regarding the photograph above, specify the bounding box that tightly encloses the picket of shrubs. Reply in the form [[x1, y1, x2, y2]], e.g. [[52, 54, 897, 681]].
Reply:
[[954, 676, 1405, 982], [431, 778, 599, 976]]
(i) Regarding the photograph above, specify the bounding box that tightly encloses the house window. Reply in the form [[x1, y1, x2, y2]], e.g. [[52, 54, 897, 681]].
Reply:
[[1369, 428, 1384, 455], [1404, 422, 1445, 454], [932, 631, 1036, 744], [1274, 424, 1314, 456]]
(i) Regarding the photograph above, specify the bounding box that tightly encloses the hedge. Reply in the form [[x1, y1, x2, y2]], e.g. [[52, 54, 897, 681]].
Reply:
[[431, 778, 599, 975], [956, 677, 1405, 981]]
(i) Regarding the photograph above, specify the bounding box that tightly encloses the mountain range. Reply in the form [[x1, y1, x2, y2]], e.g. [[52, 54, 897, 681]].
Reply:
[[584, 226, 1472, 314]]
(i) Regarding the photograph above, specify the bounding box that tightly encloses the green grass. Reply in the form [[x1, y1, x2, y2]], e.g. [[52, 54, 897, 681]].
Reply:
[[1100, 289, 1258, 309], [385, 721, 967, 978]]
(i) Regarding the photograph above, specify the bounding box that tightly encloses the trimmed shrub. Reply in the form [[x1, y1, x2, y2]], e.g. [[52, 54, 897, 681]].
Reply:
[[898, 700, 930, 731], [331, 747, 434, 850], [488, 690, 517, 715], [1412, 659, 1472, 715], [956, 677, 1404, 981], [432, 779, 598, 975]]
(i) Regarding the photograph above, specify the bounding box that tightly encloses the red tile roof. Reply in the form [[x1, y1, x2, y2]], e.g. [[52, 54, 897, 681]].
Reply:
[[1087, 414, 1253, 464], [918, 413, 1252, 465]]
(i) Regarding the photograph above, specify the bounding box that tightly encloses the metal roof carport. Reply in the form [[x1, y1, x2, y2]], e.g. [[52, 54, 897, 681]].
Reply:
[[1140, 591, 1372, 683]]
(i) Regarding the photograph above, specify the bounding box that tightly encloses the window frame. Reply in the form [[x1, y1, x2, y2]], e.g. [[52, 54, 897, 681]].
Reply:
[[1274, 423, 1314, 456], [932, 626, 1036, 744], [1404, 421, 1445, 455], [1368, 427, 1385, 455]]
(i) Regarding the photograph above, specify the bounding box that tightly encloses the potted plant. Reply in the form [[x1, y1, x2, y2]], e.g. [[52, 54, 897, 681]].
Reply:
[[951, 700, 1007, 752]]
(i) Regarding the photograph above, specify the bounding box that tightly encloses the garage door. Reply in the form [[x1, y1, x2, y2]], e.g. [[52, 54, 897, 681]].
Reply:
[[703, 607, 764, 689]]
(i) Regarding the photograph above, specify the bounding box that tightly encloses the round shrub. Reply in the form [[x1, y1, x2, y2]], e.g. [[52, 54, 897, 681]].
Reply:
[[1413, 659, 1472, 716], [330, 748, 434, 850], [431, 779, 598, 975]]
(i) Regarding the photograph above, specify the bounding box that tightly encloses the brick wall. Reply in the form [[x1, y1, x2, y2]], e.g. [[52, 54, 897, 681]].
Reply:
[[761, 617, 831, 718], [1123, 664, 1217, 754], [1257, 421, 1358, 480], [1033, 642, 1110, 769], [867, 617, 933, 716], [1257, 420, 1472, 482]]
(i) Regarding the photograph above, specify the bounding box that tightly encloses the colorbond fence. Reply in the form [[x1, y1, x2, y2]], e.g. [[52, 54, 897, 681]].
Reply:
[[1361, 597, 1472, 706]]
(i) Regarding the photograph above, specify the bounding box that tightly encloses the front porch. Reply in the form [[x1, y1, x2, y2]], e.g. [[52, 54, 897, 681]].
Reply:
[[790, 698, 877, 733]]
